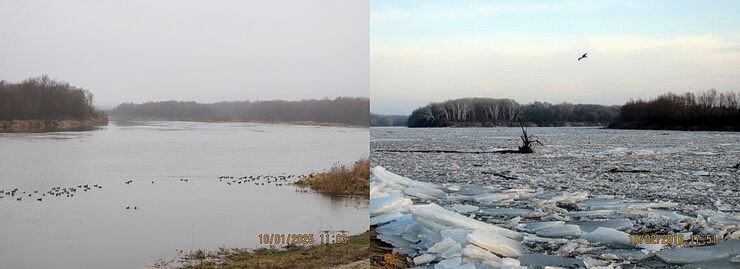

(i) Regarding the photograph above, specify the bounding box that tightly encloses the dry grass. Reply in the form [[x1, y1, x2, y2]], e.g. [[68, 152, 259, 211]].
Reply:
[[181, 230, 370, 269], [295, 158, 369, 197]]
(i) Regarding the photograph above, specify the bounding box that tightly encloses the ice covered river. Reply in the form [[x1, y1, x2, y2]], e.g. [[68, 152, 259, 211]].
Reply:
[[370, 127, 739, 268]]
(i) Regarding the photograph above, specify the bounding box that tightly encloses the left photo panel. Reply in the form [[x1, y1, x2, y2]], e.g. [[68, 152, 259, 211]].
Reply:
[[0, 1, 370, 269]]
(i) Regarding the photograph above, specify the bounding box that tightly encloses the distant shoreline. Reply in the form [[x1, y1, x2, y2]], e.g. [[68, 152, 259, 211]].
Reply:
[[607, 122, 740, 132], [0, 116, 109, 133], [110, 116, 368, 128]]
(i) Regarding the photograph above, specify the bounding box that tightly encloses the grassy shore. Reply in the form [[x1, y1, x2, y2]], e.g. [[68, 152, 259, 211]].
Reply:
[[295, 158, 369, 197], [179, 231, 370, 269], [0, 116, 108, 133]]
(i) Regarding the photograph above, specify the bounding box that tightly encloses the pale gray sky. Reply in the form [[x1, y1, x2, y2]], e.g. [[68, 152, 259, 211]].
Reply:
[[371, 1, 740, 115], [0, 0, 368, 109]]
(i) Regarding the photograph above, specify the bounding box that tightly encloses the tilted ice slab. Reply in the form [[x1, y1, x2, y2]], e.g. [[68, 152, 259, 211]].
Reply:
[[370, 212, 406, 226], [372, 166, 441, 191], [370, 192, 412, 216], [404, 186, 447, 200], [466, 230, 523, 258], [462, 243, 503, 263], [413, 253, 435, 265], [428, 238, 463, 259], [410, 203, 523, 240], [535, 224, 582, 238], [371, 166, 525, 267]]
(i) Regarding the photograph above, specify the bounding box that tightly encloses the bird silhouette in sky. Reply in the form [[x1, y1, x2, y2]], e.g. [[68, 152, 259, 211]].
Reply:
[[578, 53, 588, 61]]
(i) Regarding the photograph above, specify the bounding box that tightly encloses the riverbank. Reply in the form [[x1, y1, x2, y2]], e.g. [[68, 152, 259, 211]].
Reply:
[[0, 116, 108, 133], [607, 121, 740, 131], [109, 116, 367, 128], [295, 158, 370, 197], [176, 230, 371, 269]]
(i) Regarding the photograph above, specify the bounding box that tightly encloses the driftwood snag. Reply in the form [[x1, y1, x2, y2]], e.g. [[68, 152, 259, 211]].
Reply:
[[608, 168, 650, 173], [515, 114, 543, 153]]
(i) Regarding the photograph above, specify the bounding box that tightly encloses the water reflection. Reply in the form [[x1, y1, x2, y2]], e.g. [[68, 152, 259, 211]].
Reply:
[[0, 121, 369, 269]]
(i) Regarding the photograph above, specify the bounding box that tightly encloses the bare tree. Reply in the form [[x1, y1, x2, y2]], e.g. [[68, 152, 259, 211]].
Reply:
[[515, 114, 543, 153]]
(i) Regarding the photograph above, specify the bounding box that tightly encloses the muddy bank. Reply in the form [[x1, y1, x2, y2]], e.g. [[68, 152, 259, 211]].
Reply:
[[0, 116, 108, 132], [166, 230, 371, 269]]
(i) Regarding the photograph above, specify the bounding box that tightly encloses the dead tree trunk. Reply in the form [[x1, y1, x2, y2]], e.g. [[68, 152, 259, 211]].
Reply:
[[516, 114, 542, 153]]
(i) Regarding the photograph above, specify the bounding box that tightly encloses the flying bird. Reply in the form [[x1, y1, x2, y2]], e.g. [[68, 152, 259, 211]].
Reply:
[[578, 53, 588, 61]]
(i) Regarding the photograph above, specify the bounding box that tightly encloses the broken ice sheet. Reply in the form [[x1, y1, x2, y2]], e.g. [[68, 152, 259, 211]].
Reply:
[[404, 186, 447, 200], [455, 185, 490, 196], [410, 203, 523, 240], [370, 212, 406, 226], [523, 221, 565, 232], [655, 239, 740, 265], [376, 215, 414, 236], [413, 253, 435, 265], [372, 166, 441, 190], [480, 208, 533, 218], [466, 230, 523, 258], [461, 243, 502, 263], [451, 204, 479, 214], [428, 238, 459, 255], [433, 256, 461, 269], [572, 218, 633, 233], [440, 228, 470, 245], [473, 193, 512, 204], [535, 223, 582, 238], [370, 192, 412, 216]]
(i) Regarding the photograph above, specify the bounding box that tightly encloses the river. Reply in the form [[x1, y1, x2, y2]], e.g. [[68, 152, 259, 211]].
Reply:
[[0, 120, 369, 269]]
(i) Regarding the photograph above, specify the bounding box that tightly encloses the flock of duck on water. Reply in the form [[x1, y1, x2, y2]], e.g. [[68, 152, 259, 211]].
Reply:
[[0, 173, 309, 208], [217, 174, 306, 186]]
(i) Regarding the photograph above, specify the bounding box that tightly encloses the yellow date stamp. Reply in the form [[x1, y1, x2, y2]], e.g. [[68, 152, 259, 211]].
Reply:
[[258, 231, 350, 245], [629, 233, 716, 245]]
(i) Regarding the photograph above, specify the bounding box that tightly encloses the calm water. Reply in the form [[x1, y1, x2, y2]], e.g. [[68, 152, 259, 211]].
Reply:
[[0, 120, 369, 269]]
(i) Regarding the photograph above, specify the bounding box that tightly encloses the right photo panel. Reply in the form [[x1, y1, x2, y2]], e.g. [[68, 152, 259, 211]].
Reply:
[[369, 1, 740, 269]]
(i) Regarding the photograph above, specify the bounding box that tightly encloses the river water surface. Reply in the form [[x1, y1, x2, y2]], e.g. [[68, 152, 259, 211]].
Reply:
[[0, 120, 369, 269]]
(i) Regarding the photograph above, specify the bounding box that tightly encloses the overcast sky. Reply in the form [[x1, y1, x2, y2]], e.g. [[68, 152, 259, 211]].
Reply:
[[371, 0, 740, 115], [0, 0, 368, 109]]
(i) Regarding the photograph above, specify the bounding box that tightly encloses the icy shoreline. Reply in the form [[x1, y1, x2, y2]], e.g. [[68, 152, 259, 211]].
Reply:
[[371, 166, 740, 268]]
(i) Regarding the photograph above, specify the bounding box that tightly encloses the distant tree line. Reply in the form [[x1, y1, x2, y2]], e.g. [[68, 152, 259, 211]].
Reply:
[[0, 76, 104, 120], [110, 97, 369, 126], [370, 113, 408, 126], [608, 90, 740, 131], [405, 98, 619, 127]]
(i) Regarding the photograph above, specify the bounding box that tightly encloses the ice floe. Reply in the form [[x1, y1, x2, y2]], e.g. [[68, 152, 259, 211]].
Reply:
[[371, 166, 740, 268]]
